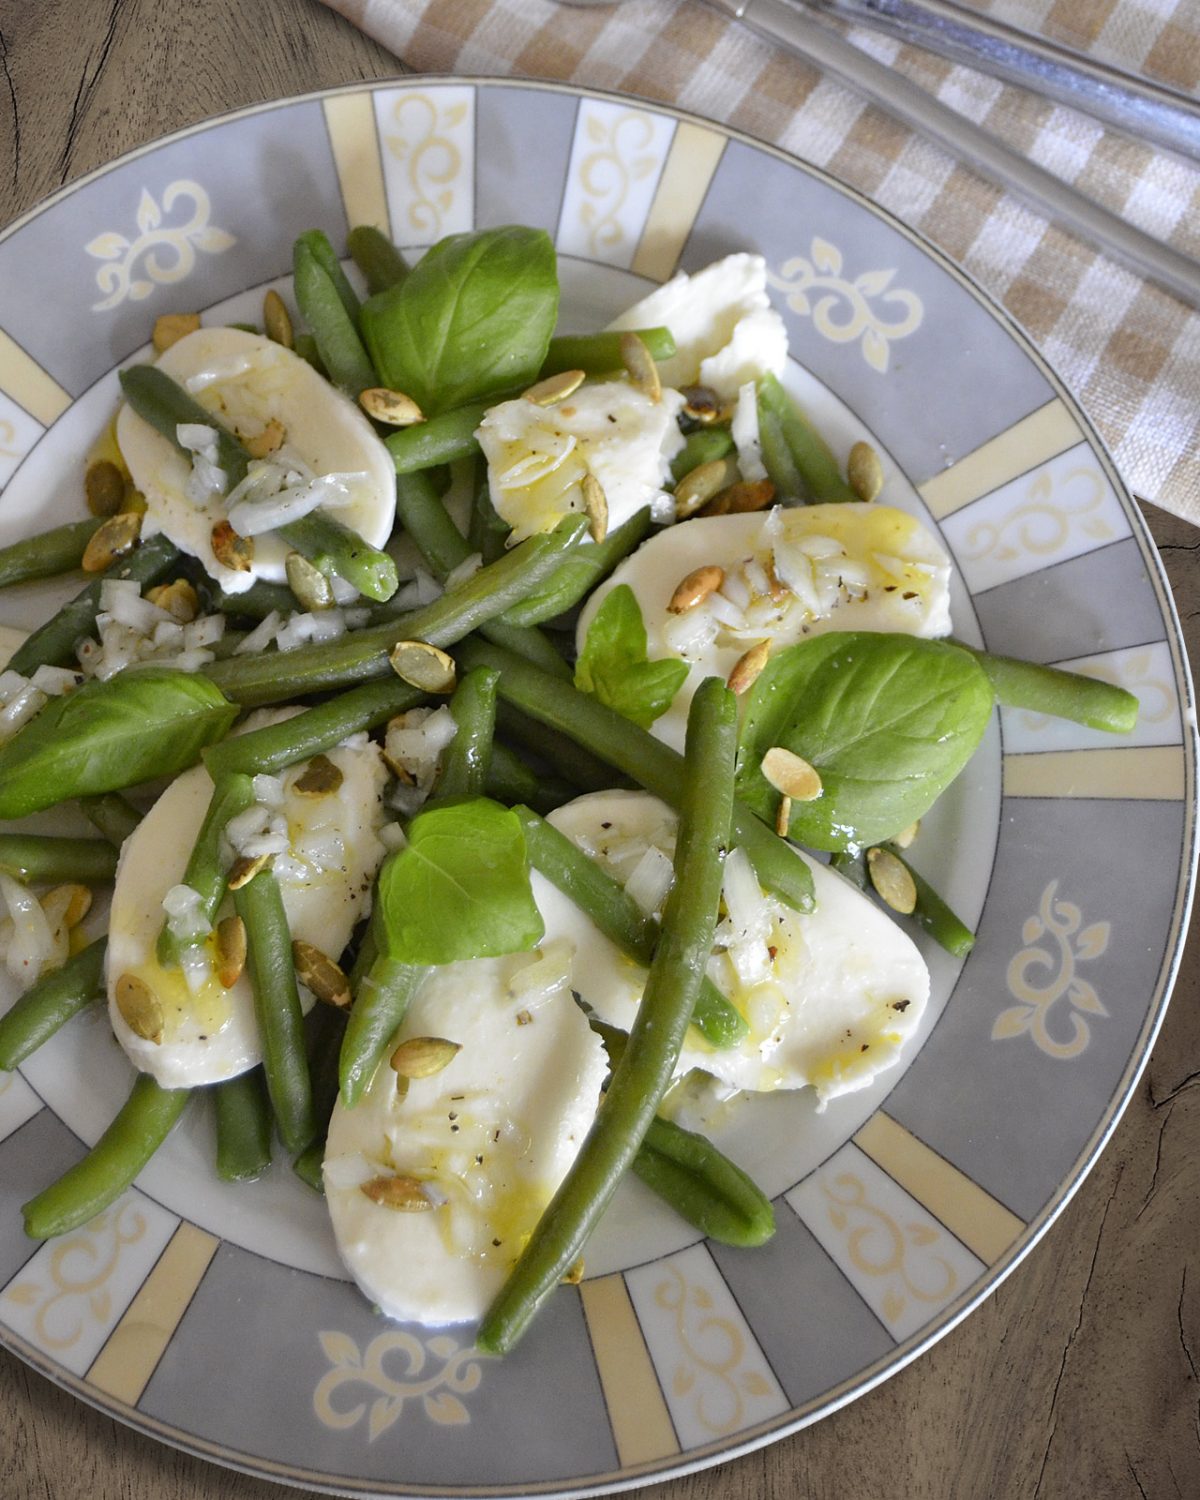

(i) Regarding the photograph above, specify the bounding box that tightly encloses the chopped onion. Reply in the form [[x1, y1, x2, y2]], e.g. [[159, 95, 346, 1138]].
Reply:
[[444, 552, 483, 592], [731, 381, 767, 482], [624, 844, 675, 917], [0, 872, 55, 988], [236, 610, 283, 655], [721, 846, 773, 944], [508, 937, 575, 1009]]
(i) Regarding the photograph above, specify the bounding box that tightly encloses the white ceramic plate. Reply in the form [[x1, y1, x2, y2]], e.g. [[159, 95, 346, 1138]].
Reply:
[[0, 80, 1194, 1498]]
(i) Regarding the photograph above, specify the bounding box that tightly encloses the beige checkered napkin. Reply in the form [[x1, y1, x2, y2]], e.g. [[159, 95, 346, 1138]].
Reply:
[[323, 0, 1200, 524]]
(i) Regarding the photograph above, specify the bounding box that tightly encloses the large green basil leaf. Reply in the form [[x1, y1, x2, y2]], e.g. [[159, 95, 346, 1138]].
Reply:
[[0, 669, 238, 818], [736, 633, 994, 852], [375, 798, 544, 965], [360, 226, 559, 416], [576, 584, 689, 730]]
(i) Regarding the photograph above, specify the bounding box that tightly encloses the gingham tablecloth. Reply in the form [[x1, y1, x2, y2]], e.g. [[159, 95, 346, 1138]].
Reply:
[[321, 0, 1200, 524]]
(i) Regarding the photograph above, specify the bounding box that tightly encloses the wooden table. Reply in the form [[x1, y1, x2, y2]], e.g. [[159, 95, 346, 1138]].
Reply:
[[1, 2, 1196, 1496]]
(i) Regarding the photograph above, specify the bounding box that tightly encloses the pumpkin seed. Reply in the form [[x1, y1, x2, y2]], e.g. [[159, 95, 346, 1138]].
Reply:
[[761, 747, 823, 802], [211, 519, 254, 572], [679, 384, 722, 423], [262, 289, 294, 349], [674, 457, 739, 519], [292, 939, 351, 1008], [227, 851, 273, 890], [82, 511, 142, 572], [146, 578, 200, 622], [285, 550, 335, 610], [152, 312, 201, 353], [359, 387, 425, 427], [84, 459, 126, 517], [42, 883, 92, 931], [390, 1035, 461, 1079], [775, 795, 792, 838], [244, 418, 286, 459], [867, 847, 917, 914], [360, 1175, 436, 1212], [292, 753, 344, 797], [215, 915, 247, 988], [522, 369, 586, 406], [116, 973, 164, 1044], [847, 441, 884, 503], [727, 640, 770, 695], [619, 331, 661, 402], [581, 472, 608, 543], [703, 478, 775, 516], [390, 640, 457, 694], [668, 564, 724, 614]]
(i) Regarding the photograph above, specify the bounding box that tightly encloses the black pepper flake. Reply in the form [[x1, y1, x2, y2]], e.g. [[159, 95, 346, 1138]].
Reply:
[[892, 999, 910, 1012], [448, 1111, 458, 1121], [861, 1043, 870, 1052], [601, 821, 612, 830], [902, 590, 918, 599], [450, 1124, 459, 1133], [492, 1238, 502, 1247]]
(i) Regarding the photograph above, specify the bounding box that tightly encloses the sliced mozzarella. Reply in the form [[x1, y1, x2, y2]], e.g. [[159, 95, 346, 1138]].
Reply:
[[116, 327, 396, 595], [324, 951, 607, 1325], [476, 381, 684, 545], [606, 254, 787, 401], [106, 731, 388, 1087], [579, 504, 953, 752], [535, 791, 930, 1106]]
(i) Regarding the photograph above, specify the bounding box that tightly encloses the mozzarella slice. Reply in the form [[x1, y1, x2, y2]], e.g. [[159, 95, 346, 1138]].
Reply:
[[106, 733, 388, 1087], [116, 327, 396, 595], [579, 504, 953, 752], [324, 950, 608, 1325], [535, 791, 930, 1106], [606, 254, 787, 401], [476, 381, 684, 545]]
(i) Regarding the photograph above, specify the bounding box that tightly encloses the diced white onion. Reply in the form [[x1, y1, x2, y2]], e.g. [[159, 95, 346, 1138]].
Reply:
[[28, 665, 80, 696], [721, 846, 773, 944], [623, 844, 675, 917], [0, 683, 47, 741], [0, 872, 55, 988], [444, 552, 483, 592], [731, 381, 767, 482], [252, 774, 286, 808], [236, 611, 283, 655], [508, 937, 575, 1009], [378, 821, 407, 851]]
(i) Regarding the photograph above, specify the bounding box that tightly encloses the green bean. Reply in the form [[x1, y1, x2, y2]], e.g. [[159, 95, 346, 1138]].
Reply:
[[757, 375, 857, 505], [635, 1118, 775, 1246], [486, 742, 574, 814], [495, 701, 627, 795], [207, 679, 423, 781], [293, 240, 377, 396], [278, 510, 399, 604], [540, 327, 676, 378], [203, 516, 587, 706], [830, 849, 869, 892], [295, 229, 362, 328], [0, 937, 106, 1071], [478, 677, 737, 1354], [156, 773, 256, 968], [457, 638, 815, 913], [386, 402, 490, 473], [391, 468, 570, 676], [216, 580, 296, 620], [0, 834, 118, 884], [961, 645, 1139, 733], [293, 333, 326, 376], [515, 806, 747, 1049], [435, 667, 499, 802], [22, 1073, 190, 1240], [233, 867, 314, 1152], [469, 461, 509, 565], [294, 1001, 348, 1190], [0, 519, 104, 590], [878, 843, 976, 957], [587, 1018, 772, 1241], [756, 403, 804, 503], [498, 507, 652, 627], [119, 367, 249, 491], [339, 949, 427, 1107], [79, 792, 142, 847], [671, 427, 735, 484], [393, 468, 475, 581], [213, 1069, 273, 1182], [348, 225, 409, 295], [7, 534, 181, 675]]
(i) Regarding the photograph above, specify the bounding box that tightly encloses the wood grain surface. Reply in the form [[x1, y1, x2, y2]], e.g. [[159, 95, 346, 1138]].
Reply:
[[0, 2, 1196, 1497]]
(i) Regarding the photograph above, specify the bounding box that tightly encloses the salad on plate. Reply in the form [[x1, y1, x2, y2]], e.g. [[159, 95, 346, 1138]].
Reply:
[[0, 222, 1139, 1353]]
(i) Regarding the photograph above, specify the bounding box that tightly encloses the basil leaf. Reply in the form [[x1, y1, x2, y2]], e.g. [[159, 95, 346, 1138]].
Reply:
[[361, 226, 559, 416], [0, 669, 238, 819], [375, 798, 544, 965], [575, 585, 689, 730], [736, 633, 994, 852]]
